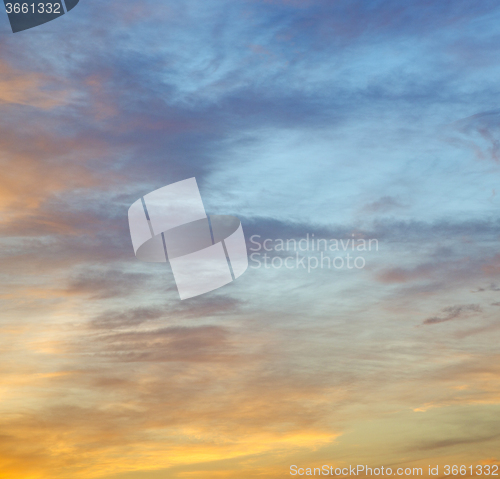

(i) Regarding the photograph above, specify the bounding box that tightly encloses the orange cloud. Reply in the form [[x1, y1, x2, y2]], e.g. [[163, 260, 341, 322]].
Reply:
[[0, 60, 68, 109]]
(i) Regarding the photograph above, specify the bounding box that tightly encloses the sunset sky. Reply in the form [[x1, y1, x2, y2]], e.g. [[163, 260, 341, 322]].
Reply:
[[0, 1, 500, 478]]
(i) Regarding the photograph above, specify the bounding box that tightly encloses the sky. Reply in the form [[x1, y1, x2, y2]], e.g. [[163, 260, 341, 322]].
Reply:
[[0, 0, 499, 478]]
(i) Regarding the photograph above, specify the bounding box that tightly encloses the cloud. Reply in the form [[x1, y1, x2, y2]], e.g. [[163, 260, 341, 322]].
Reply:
[[363, 196, 405, 214], [90, 324, 237, 363], [413, 432, 500, 451], [90, 297, 243, 329], [89, 306, 167, 329], [0, 60, 68, 109], [423, 304, 482, 325], [474, 283, 500, 292], [449, 110, 500, 163], [65, 268, 155, 300]]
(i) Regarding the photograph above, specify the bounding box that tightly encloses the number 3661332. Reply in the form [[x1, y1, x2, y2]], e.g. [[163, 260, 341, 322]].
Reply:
[[5, 3, 62, 14]]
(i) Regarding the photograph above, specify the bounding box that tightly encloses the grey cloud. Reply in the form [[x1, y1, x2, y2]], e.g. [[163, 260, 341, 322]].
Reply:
[[90, 296, 243, 330], [90, 307, 167, 329], [474, 283, 500, 292], [65, 268, 157, 300], [363, 196, 405, 214], [88, 325, 237, 363], [413, 432, 500, 452], [451, 110, 500, 163], [243, 215, 500, 245], [423, 304, 481, 325]]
